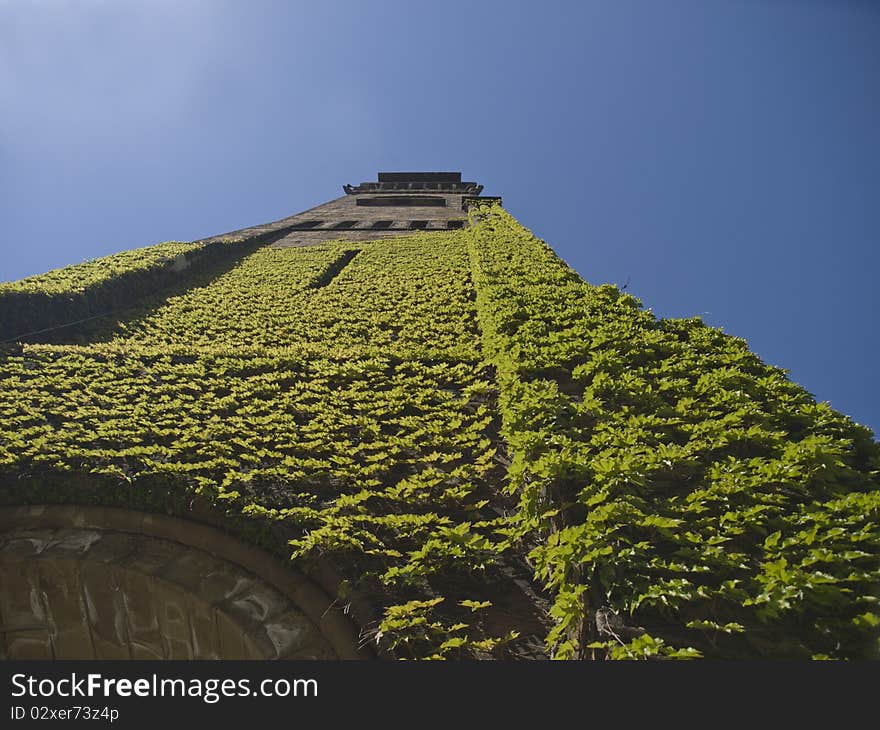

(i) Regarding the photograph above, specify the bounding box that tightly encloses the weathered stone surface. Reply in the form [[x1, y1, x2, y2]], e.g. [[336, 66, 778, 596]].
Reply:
[[267, 611, 336, 660], [215, 610, 262, 660], [4, 630, 53, 660], [0, 559, 46, 631], [222, 580, 289, 625], [194, 173, 490, 251], [43, 528, 103, 558], [187, 597, 222, 660], [151, 578, 192, 659], [80, 562, 130, 659], [37, 560, 94, 658], [0, 523, 339, 660], [1, 529, 57, 558], [117, 536, 183, 577], [117, 566, 165, 660]]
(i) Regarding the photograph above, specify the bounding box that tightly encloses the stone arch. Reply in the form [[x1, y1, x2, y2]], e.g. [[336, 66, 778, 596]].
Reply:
[[0, 506, 367, 660]]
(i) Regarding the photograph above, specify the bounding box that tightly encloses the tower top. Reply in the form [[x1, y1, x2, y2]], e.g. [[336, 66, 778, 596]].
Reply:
[[344, 171, 482, 195], [378, 172, 460, 183]]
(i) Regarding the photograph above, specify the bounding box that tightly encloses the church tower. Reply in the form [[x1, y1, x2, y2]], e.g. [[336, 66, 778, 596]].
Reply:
[[0, 172, 877, 660], [203, 170, 499, 247]]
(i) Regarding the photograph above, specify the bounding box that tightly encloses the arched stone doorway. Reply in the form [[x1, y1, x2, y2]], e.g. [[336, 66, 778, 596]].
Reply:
[[0, 506, 366, 660]]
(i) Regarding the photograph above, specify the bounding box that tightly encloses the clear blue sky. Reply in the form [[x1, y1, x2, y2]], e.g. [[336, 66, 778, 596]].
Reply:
[[1, 1, 878, 435]]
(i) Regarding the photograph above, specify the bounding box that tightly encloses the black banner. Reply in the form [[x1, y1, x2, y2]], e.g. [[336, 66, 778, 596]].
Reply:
[[0, 660, 874, 725]]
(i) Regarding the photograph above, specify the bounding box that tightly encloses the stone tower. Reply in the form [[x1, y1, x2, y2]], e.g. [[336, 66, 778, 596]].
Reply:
[[202, 171, 499, 248], [0, 171, 877, 661]]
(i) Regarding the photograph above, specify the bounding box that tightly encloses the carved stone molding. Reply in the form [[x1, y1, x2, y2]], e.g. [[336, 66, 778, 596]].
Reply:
[[0, 506, 368, 660]]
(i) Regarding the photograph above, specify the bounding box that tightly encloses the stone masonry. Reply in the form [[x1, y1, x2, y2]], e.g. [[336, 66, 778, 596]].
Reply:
[[197, 171, 501, 249]]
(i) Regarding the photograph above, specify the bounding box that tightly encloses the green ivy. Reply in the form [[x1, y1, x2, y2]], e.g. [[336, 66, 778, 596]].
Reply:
[[0, 237, 252, 342], [2, 209, 877, 660], [467, 204, 880, 659], [0, 231, 530, 658]]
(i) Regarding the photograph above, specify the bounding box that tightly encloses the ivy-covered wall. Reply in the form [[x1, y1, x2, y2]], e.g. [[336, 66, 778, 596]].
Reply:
[[468, 205, 880, 659], [0, 237, 254, 342], [0, 234, 535, 659], [0, 209, 877, 659]]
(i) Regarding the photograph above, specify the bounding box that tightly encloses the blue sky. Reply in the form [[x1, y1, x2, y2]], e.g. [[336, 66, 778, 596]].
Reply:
[[1, 1, 878, 435]]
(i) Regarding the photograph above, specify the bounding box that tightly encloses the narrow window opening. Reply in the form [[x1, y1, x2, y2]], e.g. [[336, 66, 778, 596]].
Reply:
[[409, 221, 429, 230], [356, 196, 446, 207], [371, 220, 394, 229], [309, 250, 360, 289]]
